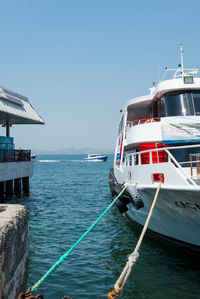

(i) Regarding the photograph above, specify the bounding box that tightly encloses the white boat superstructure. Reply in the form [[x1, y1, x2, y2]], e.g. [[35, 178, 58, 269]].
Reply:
[[109, 45, 200, 255], [83, 154, 107, 162]]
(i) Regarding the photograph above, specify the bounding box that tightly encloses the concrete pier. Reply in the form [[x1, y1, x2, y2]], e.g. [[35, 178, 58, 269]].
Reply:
[[5, 180, 13, 197], [0, 161, 33, 202], [0, 176, 31, 202], [0, 182, 4, 199], [22, 177, 29, 196], [0, 204, 29, 299]]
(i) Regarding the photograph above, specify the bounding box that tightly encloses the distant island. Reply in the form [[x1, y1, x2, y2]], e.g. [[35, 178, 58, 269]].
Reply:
[[33, 147, 114, 155]]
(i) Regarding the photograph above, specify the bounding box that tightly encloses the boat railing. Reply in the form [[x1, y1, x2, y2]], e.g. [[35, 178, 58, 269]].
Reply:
[[0, 149, 31, 163], [125, 144, 200, 185]]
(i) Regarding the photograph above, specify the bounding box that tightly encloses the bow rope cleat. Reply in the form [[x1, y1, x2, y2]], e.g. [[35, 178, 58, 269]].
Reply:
[[17, 288, 44, 299]]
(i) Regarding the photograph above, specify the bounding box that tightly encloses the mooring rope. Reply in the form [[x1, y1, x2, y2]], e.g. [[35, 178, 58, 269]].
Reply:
[[107, 181, 162, 298], [31, 182, 130, 293]]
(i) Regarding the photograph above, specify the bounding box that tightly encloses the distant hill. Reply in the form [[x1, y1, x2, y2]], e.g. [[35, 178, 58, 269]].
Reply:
[[34, 147, 114, 155]]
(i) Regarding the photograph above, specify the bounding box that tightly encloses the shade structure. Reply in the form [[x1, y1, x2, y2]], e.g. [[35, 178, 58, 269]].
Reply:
[[0, 86, 44, 125]]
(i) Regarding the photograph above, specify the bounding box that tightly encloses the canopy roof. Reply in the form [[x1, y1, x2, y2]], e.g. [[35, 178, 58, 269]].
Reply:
[[0, 86, 44, 125]]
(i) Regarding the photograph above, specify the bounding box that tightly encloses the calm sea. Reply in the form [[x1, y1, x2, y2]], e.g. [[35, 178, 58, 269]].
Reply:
[[10, 154, 200, 299]]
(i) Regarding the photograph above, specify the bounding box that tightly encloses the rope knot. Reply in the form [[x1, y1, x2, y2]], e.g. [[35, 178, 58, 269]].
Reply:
[[128, 252, 139, 264]]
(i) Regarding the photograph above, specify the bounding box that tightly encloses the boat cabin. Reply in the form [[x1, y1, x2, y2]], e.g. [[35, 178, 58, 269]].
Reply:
[[115, 70, 200, 179]]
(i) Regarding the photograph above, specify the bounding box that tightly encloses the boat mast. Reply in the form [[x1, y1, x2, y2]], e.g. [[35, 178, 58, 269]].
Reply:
[[180, 43, 184, 76], [161, 44, 199, 81]]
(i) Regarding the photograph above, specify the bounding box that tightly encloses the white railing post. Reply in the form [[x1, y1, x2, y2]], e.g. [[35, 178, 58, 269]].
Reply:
[[138, 153, 141, 165]]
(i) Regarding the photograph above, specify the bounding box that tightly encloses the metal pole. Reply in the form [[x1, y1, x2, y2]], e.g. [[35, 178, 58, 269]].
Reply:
[[180, 43, 184, 75], [6, 121, 10, 137]]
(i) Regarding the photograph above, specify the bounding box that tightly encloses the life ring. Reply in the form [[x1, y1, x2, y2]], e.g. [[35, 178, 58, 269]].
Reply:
[[145, 118, 156, 123]]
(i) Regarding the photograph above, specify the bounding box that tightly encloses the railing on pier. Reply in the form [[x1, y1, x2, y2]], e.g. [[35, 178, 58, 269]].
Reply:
[[0, 149, 31, 163]]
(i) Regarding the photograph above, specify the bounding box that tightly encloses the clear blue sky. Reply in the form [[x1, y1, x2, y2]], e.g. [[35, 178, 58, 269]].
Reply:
[[0, 0, 200, 151]]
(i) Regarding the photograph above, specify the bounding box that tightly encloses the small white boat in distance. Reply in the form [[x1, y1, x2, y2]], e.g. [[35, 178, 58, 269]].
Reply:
[[31, 154, 36, 159], [83, 154, 107, 162]]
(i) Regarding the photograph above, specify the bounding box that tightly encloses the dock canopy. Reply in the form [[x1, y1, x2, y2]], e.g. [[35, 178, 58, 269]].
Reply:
[[0, 86, 44, 125]]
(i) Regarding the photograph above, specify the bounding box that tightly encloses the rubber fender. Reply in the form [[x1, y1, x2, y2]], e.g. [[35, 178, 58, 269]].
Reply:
[[112, 183, 131, 204], [115, 198, 128, 213], [112, 185, 130, 213], [109, 168, 115, 187], [113, 185, 130, 204], [126, 185, 144, 210], [109, 182, 115, 196], [121, 194, 131, 205], [109, 182, 117, 197], [109, 168, 116, 196], [113, 184, 122, 195]]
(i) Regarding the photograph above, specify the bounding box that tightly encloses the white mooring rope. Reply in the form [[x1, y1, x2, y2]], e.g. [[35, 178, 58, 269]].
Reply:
[[109, 181, 162, 297]]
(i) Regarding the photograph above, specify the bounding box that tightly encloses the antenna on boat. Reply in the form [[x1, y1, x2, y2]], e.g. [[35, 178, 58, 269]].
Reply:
[[160, 44, 199, 81], [180, 43, 184, 75]]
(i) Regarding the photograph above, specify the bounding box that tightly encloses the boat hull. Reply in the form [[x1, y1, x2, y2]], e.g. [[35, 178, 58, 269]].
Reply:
[[125, 212, 200, 256], [84, 156, 107, 162], [109, 169, 200, 255]]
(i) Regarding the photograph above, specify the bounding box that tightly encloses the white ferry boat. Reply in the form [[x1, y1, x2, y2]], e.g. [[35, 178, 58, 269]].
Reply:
[[109, 45, 200, 255], [83, 154, 107, 162]]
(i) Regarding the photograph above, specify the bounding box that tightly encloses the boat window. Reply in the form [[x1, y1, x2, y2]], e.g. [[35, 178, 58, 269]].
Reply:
[[164, 93, 191, 116], [162, 91, 200, 117], [127, 100, 152, 123], [118, 114, 124, 135], [156, 97, 166, 117], [193, 93, 200, 115], [170, 145, 200, 167]]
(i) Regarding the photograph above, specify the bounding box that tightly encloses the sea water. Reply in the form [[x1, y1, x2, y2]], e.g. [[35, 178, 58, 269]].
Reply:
[[10, 154, 200, 299]]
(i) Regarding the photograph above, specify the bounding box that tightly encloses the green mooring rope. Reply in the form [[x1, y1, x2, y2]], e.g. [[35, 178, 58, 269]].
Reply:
[[31, 182, 129, 292]]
